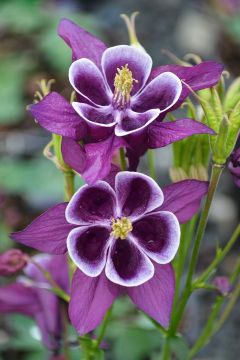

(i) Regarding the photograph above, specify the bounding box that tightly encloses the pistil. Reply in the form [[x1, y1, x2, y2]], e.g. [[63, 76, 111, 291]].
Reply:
[[111, 217, 133, 240]]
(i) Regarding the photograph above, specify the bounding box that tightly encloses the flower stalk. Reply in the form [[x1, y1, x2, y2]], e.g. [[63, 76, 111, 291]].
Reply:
[[169, 163, 223, 335]]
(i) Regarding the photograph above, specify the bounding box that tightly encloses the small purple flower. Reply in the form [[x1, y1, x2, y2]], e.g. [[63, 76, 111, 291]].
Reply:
[[0, 249, 27, 276], [0, 254, 69, 351], [228, 147, 240, 187], [213, 276, 231, 296], [29, 18, 223, 183], [11, 172, 209, 334]]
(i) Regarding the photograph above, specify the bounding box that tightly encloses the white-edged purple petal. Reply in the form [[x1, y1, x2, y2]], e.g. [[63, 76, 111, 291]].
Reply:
[[127, 263, 175, 328], [69, 58, 111, 106], [115, 108, 160, 136], [67, 226, 111, 277], [11, 203, 74, 254], [132, 72, 182, 113], [66, 181, 117, 225], [149, 118, 215, 149], [58, 18, 107, 67], [69, 269, 120, 335], [158, 180, 209, 223], [29, 92, 87, 140], [115, 171, 164, 219], [132, 211, 180, 264], [101, 45, 152, 95], [105, 238, 154, 287], [149, 61, 224, 111], [72, 102, 116, 128]]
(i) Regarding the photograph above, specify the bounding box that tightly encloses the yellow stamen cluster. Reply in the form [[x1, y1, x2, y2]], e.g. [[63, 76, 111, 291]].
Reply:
[[114, 64, 138, 106], [111, 217, 133, 240]]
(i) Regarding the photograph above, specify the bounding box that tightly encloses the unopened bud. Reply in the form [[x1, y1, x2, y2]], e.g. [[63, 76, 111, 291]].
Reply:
[[213, 276, 231, 296], [0, 249, 27, 276], [121, 12, 145, 51]]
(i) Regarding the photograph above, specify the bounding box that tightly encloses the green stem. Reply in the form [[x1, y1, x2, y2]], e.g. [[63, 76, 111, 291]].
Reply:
[[64, 171, 75, 201], [169, 163, 223, 335], [214, 280, 240, 333], [119, 148, 127, 171], [189, 297, 224, 358], [194, 223, 240, 285], [161, 337, 170, 360], [174, 224, 187, 304], [183, 215, 198, 261], [28, 258, 70, 302], [189, 254, 240, 358], [147, 149, 157, 180], [61, 301, 71, 360], [95, 305, 113, 348], [230, 256, 240, 283]]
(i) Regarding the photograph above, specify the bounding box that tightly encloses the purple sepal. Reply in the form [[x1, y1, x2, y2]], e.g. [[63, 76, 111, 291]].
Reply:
[[58, 18, 107, 67], [149, 119, 215, 149], [29, 92, 87, 140], [61, 137, 86, 175], [159, 180, 209, 223], [0, 254, 69, 350], [11, 203, 75, 254], [127, 263, 175, 328], [69, 269, 120, 335]]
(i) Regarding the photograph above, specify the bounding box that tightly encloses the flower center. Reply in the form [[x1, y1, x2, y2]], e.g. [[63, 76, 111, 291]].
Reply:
[[113, 64, 138, 109], [111, 217, 133, 240]]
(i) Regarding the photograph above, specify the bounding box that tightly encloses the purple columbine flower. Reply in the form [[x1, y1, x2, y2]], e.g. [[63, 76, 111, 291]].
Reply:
[[0, 254, 69, 351], [29, 18, 223, 184], [12, 172, 209, 334], [0, 249, 27, 276], [228, 147, 240, 187]]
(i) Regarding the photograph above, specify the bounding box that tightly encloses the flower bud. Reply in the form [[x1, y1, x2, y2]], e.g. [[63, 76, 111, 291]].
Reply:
[[228, 147, 240, 187], [213, 276, 231, 296], [0, 249, 27, 276], [121, 12, 145, 51]]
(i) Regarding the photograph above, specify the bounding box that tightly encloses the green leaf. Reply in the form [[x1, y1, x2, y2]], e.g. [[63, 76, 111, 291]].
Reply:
[[0, 0, 46, 33], [112, 327, 162, 360], [0, 55, 34, 124], [169, 335, 189, 360], [0, 157, 84, 203]]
